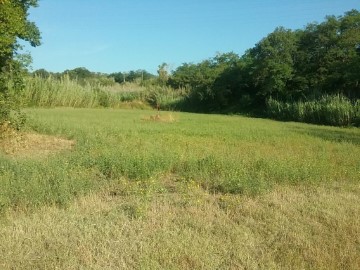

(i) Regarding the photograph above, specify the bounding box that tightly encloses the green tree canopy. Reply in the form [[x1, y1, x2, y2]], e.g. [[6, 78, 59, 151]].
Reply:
[[157, 63, 170, 85], [248, 27, 298, 100], [0, 0, 40, 70], [0, 0, 41, 125]]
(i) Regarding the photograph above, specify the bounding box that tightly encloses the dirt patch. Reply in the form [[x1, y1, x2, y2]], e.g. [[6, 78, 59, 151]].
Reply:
[[0, 130, 75, 159]]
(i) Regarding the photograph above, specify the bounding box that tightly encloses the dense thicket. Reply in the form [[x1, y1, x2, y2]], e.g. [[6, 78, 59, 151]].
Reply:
[[169, 10, 360, 124]]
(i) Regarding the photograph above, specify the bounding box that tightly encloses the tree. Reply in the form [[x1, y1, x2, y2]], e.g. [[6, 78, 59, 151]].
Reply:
[[170, 53, 242, 111], [248, 27, 298, 101], [0, 0, 41, 127], [109, 72, 125, 83], [295, 10, 360, 98], [336, 10, 360, 98], [64, 67, 92, 80], [157, 63, 169, 85], [109, 70, 154, 84], [33, 68, 51, 78]]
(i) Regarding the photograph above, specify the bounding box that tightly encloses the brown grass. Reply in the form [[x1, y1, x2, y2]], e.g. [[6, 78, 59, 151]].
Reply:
[[0, 130, 75, 158], [142, 113, 177, 123], [0, 181, 359, 269]]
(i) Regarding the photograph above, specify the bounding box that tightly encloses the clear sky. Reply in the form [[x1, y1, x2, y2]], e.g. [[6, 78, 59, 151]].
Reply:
[[24, 0, 359, 74]]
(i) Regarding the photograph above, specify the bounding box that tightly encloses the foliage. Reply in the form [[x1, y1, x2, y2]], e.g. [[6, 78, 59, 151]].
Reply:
[[170, 52, 241, 111], [67, 67, 112, 86], [0, 0, 40, 127], [167, 10, 360, 123], [247, 27, 298, 100], [109, 69, 155, 84], [33, 67, 156, 87], [157, 63, 170, 86]]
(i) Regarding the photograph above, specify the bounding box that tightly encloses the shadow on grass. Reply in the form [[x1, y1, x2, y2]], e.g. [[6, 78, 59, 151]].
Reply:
[[290, 126, 360, 146]]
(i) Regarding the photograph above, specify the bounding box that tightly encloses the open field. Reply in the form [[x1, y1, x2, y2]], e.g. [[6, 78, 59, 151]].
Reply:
[[0, 108, 359, 269]]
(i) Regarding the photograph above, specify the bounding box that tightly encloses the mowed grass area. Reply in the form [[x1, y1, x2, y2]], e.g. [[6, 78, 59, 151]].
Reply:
[[0, 108, 359, 269]]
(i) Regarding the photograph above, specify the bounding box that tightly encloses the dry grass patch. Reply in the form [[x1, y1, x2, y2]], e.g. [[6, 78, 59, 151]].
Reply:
[[0, 182, 359, 269], [142, 113, 177, 123], [0, 130, 75, 158]]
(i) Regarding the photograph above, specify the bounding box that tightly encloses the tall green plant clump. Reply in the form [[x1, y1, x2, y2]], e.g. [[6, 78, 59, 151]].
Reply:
[[18, 75, 150, 109], [22, 75, 100, 108], [266, 95, 360, 127], [144, 85, 186, 110], [0, 0, 41, 129]]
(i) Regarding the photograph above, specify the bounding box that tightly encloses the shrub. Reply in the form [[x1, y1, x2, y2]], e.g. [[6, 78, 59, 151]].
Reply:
[[0, 68, 27, 131]]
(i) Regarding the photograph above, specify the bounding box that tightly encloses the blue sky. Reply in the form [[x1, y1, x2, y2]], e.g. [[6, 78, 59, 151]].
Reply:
[[24, 0, 359, 74]]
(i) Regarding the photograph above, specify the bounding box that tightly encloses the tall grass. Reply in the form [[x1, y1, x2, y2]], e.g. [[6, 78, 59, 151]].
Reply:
[[13, 75, 186, 110], [145, 85, 186, 110], [12, 75, 149, 109], [267, 95, 360, 127]]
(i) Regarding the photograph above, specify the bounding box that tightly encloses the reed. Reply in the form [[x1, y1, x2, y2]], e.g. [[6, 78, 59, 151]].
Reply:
[[11, 75, 149, 109], [266, 95, 359, 126]]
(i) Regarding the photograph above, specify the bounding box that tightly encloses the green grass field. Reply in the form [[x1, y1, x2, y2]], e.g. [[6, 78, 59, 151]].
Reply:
[[0, 108, 359, 269]]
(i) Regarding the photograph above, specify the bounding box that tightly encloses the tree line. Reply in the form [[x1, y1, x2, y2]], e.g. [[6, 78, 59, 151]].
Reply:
[[168, 9, 360, 115], [33, 67, 156, 86]]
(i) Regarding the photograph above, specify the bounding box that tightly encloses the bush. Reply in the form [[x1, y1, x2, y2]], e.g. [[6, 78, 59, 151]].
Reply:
[[0, 68, 27, 131]]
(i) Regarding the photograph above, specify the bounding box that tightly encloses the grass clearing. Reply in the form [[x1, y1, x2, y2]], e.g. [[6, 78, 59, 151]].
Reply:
[[0, 108, 359, 269]]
